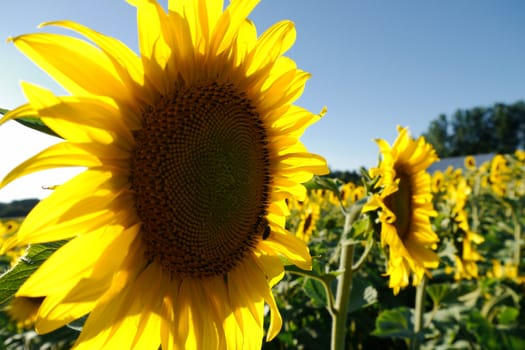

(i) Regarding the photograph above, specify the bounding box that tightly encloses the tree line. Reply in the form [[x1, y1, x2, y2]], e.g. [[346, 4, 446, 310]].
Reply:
[[0, 199, 39, 218], [422, 100, 525, 158]]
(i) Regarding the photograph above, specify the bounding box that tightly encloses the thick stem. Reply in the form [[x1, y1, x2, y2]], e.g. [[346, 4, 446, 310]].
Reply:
[[411, 275, 427, 350], [331, 241, 355, 350], [330, 204, 361, 350]]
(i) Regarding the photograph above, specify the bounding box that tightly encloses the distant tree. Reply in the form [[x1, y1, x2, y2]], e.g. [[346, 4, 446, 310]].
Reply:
[[422, 100, 525, 157], [327, 170, 361, 184], [424, 114, 450, 157], [0, 199, 39, 218]]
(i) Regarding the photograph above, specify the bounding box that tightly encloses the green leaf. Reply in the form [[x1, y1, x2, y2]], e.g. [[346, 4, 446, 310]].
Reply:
[[496, 306, 519, 325], [466, 311, 500, 349], [303, 176, 344, 197], [347, 276, 378, 313], [302, 278, 327, 308], [426, 283, 450, 306], [349, 215, 371, 238], [371, 307, 415, 340], [0, 241, 66, 307], [0, 108, 60, 138]]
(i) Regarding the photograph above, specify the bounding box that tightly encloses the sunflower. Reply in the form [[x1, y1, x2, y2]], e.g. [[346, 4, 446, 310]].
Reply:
[[489, 154, 511, 196], [488, 260, 525, 284], [364, 126, 439, 294], [0, 219, 25, 266], [0, 0, 328, 348], [452, 229, 484, 280], [446, 178, 484, 280], [430, 170, 445, 194], [464, 155, 476, 171], [295, 199, 320, 243], [339, 182, 364, 207]]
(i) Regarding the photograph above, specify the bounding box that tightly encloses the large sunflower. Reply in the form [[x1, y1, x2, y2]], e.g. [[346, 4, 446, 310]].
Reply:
[[0, 0, 328, 348], [364, 126, 439, 294]]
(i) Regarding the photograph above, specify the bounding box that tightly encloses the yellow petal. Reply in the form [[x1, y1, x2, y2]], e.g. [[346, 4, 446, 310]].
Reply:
[[5, 171, 132, 249], [243, 257, 282, 341], [0, 142, 101, 189], [246, 20, 295, 76], [271, 105, 321, 138], [0, 103, 36, 126], [19, 224, 137, 298], [275, 152, 329, 178], [258, 69, 310, 112], [210, 0, 260, 55], [253, 251, 285, 287], [260, 229, 312, 270], [172, 278, 220, 349], [41, 20, 146, 101], [135, 0, 172, 94], [11, 33, 128, 99], [78, 264, 163, 350], [232, 19, 257, 67], [20, 82, 134, 149]]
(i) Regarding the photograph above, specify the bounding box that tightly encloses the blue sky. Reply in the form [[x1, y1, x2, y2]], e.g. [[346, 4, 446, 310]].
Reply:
[[1, 0, 524, 201]]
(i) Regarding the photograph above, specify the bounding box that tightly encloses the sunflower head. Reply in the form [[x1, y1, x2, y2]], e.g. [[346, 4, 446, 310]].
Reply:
[[295, 200, 321, 243], [488, 260, 525, 283], [489, 154, 511, 196], [515, 149, 525, 162], [364, 126, 440, 294], [431, 170, 445, 194], [464, 155, 477, 170], [0, 0, 328, 347], [0, 219, 25, 266]]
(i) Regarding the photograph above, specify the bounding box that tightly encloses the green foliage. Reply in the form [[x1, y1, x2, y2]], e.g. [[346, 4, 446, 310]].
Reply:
[[0, 199, 39, 218], [0, 241, 66, 307], [372, 307, 415, 339], [0, 228, 75, 350], [267, 151, 525, 349], [422, 100, 525, 157]]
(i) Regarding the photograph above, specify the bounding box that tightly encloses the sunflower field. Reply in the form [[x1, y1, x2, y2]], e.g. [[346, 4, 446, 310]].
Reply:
[[0, 0, 523, 348], [263, 149, 525, 349], [2, 145, 525, 349]]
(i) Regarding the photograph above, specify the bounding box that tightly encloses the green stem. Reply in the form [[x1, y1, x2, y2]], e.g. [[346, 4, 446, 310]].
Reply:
[[331, 241, 355, 350], [330, 203, 362, 350], [411, 275, 427, 350], [352, 238, 374, 271]]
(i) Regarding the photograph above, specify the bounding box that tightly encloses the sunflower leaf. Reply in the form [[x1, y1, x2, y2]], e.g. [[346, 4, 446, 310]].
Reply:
[[497, 306, 519, 325], [302, 278, 327, 308], [347, 277, 378, 313], [303, 175, 344, 196], [426, 283, 450, 307], [0, 241, 65, 307], [371, 307, 416, 340], [0, 108, 60, 138]]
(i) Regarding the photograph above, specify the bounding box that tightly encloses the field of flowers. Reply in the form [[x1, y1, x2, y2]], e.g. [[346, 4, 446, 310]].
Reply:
[[1, 149, 525, 349], [263, 150, 525, 349]]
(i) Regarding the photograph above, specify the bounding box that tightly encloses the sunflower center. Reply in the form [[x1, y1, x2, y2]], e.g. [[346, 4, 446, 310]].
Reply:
[[385, 170, 412, 241], [131, 82, 271, 278]]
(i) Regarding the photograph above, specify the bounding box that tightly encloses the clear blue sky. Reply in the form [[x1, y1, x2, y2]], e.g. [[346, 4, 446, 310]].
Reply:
[[1, 0, 524, 201]]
